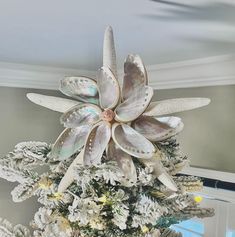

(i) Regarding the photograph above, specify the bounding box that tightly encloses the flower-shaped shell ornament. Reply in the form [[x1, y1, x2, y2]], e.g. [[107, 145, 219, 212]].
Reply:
[[27, 26, 210, 193]]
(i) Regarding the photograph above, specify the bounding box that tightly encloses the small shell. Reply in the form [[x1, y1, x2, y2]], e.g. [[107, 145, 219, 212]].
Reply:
[[140, 156, 178, 191], [112, 123, 155, 159], [50, 125, 91, 160], [115, 86, 153, 122], [83, 121, 111, 166], [122, 54, 148, 101], [97, 67, 120, 109], [107, 140, 137, 186], [60, 104, 101, 128], [60, 76, 99, 104], [144, 98, 211, 117], [26, 93, 80, 113], [133, 116, 184, 141]]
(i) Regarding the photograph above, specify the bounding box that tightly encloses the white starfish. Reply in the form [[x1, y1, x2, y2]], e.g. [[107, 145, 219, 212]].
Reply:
[[27, 26, 210, 193]]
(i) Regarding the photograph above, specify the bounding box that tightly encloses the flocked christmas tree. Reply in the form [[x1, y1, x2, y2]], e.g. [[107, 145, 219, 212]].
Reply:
[[0, 26, 214, 237]]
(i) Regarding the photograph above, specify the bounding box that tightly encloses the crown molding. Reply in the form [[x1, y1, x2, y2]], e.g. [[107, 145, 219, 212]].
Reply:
[[0, 62, 96, 90], [0, 54, 235, 90], [147, 54, 235, 89]]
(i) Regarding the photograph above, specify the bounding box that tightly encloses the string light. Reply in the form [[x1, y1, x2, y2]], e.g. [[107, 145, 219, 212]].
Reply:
[[141, 226, 149, 233], [194, 195, 203, 203], [98, 195, 108, 203], [53, 192, 63, 200]]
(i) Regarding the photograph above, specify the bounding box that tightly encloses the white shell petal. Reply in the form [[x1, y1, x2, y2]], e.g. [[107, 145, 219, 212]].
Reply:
[[50, 125, 91, 160], [112, 123, 155, 159], [115, 86, 153, 122], [57, 149, 84, 193], [103, 26, 118, 79], [60, 104, 101, 128], [60, 76, 99, 104], [122, 54, 148, 101], [83, 121, 111, 166], [133, 116, 184, 141], [140, 156, 178, 191], [107, 140, 137, 186], [97, 67, 120, 109], [26, 93, 80, 113], [144, 98, 211, 117]]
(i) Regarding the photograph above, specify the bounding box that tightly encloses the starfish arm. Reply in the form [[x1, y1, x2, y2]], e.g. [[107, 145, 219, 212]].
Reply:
[[27, 93, 80, 113], [57, 149, 84, 193], [144, 98, 211, 117], [103, 26, 118, 79], [140, 154, 178, 192]]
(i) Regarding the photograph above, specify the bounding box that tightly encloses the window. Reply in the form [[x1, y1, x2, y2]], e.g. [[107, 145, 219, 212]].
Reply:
[[171, 220, 204, 237], [227, 230, 235, 237]]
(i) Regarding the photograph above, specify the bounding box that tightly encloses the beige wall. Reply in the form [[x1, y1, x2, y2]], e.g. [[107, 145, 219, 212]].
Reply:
[[0, 87, 63, 157], [0, 87, 64, 226], [153, 85, 235, 173], [0, 85, 234, 226]]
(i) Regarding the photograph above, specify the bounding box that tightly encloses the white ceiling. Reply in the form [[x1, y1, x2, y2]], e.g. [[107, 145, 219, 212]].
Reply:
[[0, 0, 235, 70]]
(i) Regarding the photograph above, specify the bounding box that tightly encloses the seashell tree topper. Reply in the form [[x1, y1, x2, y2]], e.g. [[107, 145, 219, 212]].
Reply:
[[27, 26, 210, 193], [0, 26, 214, 237]]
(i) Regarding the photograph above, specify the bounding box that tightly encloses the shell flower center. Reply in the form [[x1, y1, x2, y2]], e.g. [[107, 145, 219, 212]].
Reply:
[[101, 109, 115, 122]]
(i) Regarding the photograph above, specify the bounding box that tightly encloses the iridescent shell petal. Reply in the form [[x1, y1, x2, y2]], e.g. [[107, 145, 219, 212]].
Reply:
[[144, 98, 211, 117], [112, 123, 155, 159], [26, 93, 80, 113], [107, 140, 137, 186], [122, 54, 148, 101], [115, 86, 153, 122], [60, 76, 99, 104], [133, 116, 184, 141], [97, 67, 120, 109], [57, 149, 84, 193], [83, 121, 111, 166], [140, 155, 178, 191], [50, 125, 91, 160], [60, 104, 101, 128]]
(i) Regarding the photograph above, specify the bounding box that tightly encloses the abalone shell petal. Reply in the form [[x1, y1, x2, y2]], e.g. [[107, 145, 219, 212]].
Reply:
[[60, 76, 99, 104], [50, 125, 91, 160], [112, 123, 155, 159], [60, 104, 101, 128], [133, 116, 184, 141], [83, 121, 111, 166], [122, 54, 147, 101], [97, 67, 120, 109], [115, 86, 153, 122]]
